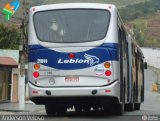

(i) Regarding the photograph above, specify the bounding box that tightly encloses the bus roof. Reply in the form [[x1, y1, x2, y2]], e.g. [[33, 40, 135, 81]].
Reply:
[[30, 3, 117, 12]]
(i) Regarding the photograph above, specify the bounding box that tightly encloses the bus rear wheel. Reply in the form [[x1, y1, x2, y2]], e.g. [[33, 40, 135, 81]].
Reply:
[[115, 86, 125, 115], [45, 104, 67, 116], [135, 103, 141, 110], [125, 87, 135, 111], [57, 106, 67, 116], [45, 104, 57, 115], [115, 102, 124, 115], [125, 102, 135, 111]]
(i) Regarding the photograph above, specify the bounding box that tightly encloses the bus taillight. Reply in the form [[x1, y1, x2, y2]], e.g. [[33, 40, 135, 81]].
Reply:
[[104, 62, 111, 68], [32, 8, 36, 12], [68, 53, 75, 59], [108, 6, 112, 9], [34, 64, 40, 70], [33, 72, 39, 78], [105, 70, 112, 76]]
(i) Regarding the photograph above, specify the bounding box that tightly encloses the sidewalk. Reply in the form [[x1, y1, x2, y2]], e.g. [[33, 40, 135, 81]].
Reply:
[[0, 101, 45, 112]]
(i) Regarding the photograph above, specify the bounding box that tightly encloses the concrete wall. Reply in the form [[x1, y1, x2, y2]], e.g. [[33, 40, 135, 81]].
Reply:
[[146, 66, 160, 92], [141, 48, 160, 92]]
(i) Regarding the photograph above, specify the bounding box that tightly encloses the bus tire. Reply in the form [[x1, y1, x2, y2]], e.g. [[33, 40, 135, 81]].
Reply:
[[45, 104, 57, 115], [57, 106, 67, 116], [135, 103, 141, 110], [115, 87, 125, 115], [125, 86, 135, 111], [115, 102, 124, 115], [83, 106, 91, 112], [125, 100, 135, 111], [75, 106, 82, 112]]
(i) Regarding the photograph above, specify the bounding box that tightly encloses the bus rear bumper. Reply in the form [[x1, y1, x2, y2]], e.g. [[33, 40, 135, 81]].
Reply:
[[28, 80, 120, 104]]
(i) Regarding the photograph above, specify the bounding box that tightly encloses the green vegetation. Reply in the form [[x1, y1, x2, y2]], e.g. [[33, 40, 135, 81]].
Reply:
[[132, 20, 146, 46], [0, 24, 20, 49], [39, 0, 147, 8], [0, 0, 160, 49], [27, 0, 160, 48], [119, 0, 160, 47], [120, 0, 160, 21], [131, 15, 160, 47]]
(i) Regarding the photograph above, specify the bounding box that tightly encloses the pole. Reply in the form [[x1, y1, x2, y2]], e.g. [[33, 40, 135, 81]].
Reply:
[[18, 0, 27, 110], [18, 36, 25, 110], [18, 55, 25, 110]]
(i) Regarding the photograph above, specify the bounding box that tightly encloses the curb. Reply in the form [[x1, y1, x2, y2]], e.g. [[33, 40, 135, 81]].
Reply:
[[0, 109, 30, 112], [0, 103, 44, 113]]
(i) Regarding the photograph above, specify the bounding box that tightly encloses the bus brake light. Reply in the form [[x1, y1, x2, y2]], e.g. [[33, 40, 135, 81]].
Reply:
[[109, 6, 112, 9], [33, 72, 39, 78], [68, 53, 75, 59], [105, 70, 112, 76], [32, 8, 36, 12]]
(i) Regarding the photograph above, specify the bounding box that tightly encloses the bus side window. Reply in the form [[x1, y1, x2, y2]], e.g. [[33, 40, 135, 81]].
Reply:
[[122, 29, 128, 59], [135, 52, 138, 69], [118, 27, 122, 57], [122, 28, 127, 58], [140, 59, 143, 73], [137, 55, 139, 71], [132, 44, 135, 67]]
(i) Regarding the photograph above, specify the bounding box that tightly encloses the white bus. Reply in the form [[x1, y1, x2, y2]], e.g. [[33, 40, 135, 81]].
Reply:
[[28, 3, 147, 115]]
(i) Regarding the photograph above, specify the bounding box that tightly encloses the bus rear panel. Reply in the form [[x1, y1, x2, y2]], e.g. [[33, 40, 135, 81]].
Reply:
[[28, 3, 145, 115]]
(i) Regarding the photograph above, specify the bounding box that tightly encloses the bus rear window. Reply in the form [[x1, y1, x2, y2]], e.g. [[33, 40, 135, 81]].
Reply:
[[33, 9, 110, 43]]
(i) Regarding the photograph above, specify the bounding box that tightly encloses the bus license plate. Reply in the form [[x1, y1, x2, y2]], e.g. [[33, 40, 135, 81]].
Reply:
[[65, 77, 79, 82]]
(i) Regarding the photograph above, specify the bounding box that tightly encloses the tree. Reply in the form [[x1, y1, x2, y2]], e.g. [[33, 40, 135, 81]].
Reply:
[[134, 28, 145, 46], [0, 24, 20, 49]]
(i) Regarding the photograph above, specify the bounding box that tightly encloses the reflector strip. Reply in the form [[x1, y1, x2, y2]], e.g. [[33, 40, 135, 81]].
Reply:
[[105, 90, 111, 93], [32, 90, 38, 94]]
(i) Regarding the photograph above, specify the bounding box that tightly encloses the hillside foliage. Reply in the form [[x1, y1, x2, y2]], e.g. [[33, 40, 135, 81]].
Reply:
[[36, 0, 147, 7], [0, 0, 160, 49], [120, 0, 160, 21], [119, 0, 160, 47]]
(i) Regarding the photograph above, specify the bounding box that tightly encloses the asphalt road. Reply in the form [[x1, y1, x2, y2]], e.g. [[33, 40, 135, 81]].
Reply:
[[32, 68, 160, 121]]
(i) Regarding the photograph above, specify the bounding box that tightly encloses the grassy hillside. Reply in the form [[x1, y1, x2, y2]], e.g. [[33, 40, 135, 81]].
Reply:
[[0, 0, 159, 48], [119, 0, 160, 47], [129, 14, 160, 47], [39, 0, 148, 8], [0, 0, 148, 25]]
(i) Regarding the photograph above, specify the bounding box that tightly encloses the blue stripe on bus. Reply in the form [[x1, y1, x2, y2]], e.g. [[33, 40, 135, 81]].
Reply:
[[28, 43, 119, 50], [28, 43, 119, 70]]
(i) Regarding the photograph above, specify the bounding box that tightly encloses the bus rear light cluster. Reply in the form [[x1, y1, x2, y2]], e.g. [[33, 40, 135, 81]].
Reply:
[[105, 70, 112, 76], [33, 64, 40, 78], [33, 71, 39, 78], [104, 62, 112, 77]]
